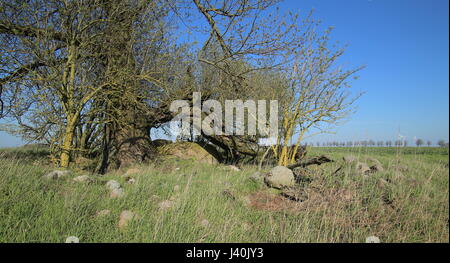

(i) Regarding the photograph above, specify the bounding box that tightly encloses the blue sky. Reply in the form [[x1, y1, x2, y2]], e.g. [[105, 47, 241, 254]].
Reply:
[[288, 0, 449, 145], [0, 0, 448, 147]]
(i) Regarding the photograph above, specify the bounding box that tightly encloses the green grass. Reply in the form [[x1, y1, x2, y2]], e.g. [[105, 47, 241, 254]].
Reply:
[[0, 146, 448, 242]]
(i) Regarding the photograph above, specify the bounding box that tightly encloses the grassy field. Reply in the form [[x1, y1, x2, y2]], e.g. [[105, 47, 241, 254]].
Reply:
[[0, 146, 448, 243]]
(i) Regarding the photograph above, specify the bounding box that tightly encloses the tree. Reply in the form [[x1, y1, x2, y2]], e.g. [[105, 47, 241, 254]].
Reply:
[[437, 140, 446, 147], [427, 140, 432, 147], [415, 139, 424, 147], [274, 37, 363, 165], [1, 0, 364, 169], [0, 0, 190, 169], [386, 140, 392, 147]]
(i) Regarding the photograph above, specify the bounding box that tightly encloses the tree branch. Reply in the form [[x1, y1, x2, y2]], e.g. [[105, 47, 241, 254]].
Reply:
[[286, 155, 334, 170]]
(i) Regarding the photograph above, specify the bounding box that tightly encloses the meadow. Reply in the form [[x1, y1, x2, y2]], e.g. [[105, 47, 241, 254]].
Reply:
[[0, 145, 448, 243]]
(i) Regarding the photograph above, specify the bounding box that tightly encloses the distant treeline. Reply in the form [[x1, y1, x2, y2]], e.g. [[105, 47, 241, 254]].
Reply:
[[307, 139, 449, 147]]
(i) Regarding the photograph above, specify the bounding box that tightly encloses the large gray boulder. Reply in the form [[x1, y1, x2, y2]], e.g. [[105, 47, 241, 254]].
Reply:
[[264, 166, 295, 189]]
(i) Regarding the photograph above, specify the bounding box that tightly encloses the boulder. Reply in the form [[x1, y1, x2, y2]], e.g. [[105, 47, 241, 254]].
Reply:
[[264, 166, 295, 189], [43, 170, 71, 180], [106, 180, 121, 190], [157, 142, 219, 165]]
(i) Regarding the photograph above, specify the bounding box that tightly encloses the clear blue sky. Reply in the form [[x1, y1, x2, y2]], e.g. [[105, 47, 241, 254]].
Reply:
[[0, 0, 448, 147], [289, 0, 449, 145]]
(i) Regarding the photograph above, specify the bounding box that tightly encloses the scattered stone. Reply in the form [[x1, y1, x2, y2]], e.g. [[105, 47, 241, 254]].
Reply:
[[110, 188, 125, 198], [65, 236, 79, 243], [175, 167, 181, 171], [173, 185, 180, 192], [365, 236, 381, 243], [356, 162, 371, 175], [158, 200, 174, 210], [118, 210, 136, 229], [43, 170, 71, 180], [73, 175, 91, 183], [200, 219, 210, 227], [228, 165, 241, 172], [95, 209, 111, 217], [106, 180, 121, 190], [264, 166, 295, 189], [343, 155, 357, 164], [125, 177, 136, 184]]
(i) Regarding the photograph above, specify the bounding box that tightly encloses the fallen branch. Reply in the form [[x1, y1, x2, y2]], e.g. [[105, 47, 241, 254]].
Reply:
[[286, 155, 334, 170]]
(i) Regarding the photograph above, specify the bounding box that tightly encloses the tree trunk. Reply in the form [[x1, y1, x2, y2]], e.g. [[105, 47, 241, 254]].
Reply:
[[60, 117, 77, 168], [113, 121, 153, 168]]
